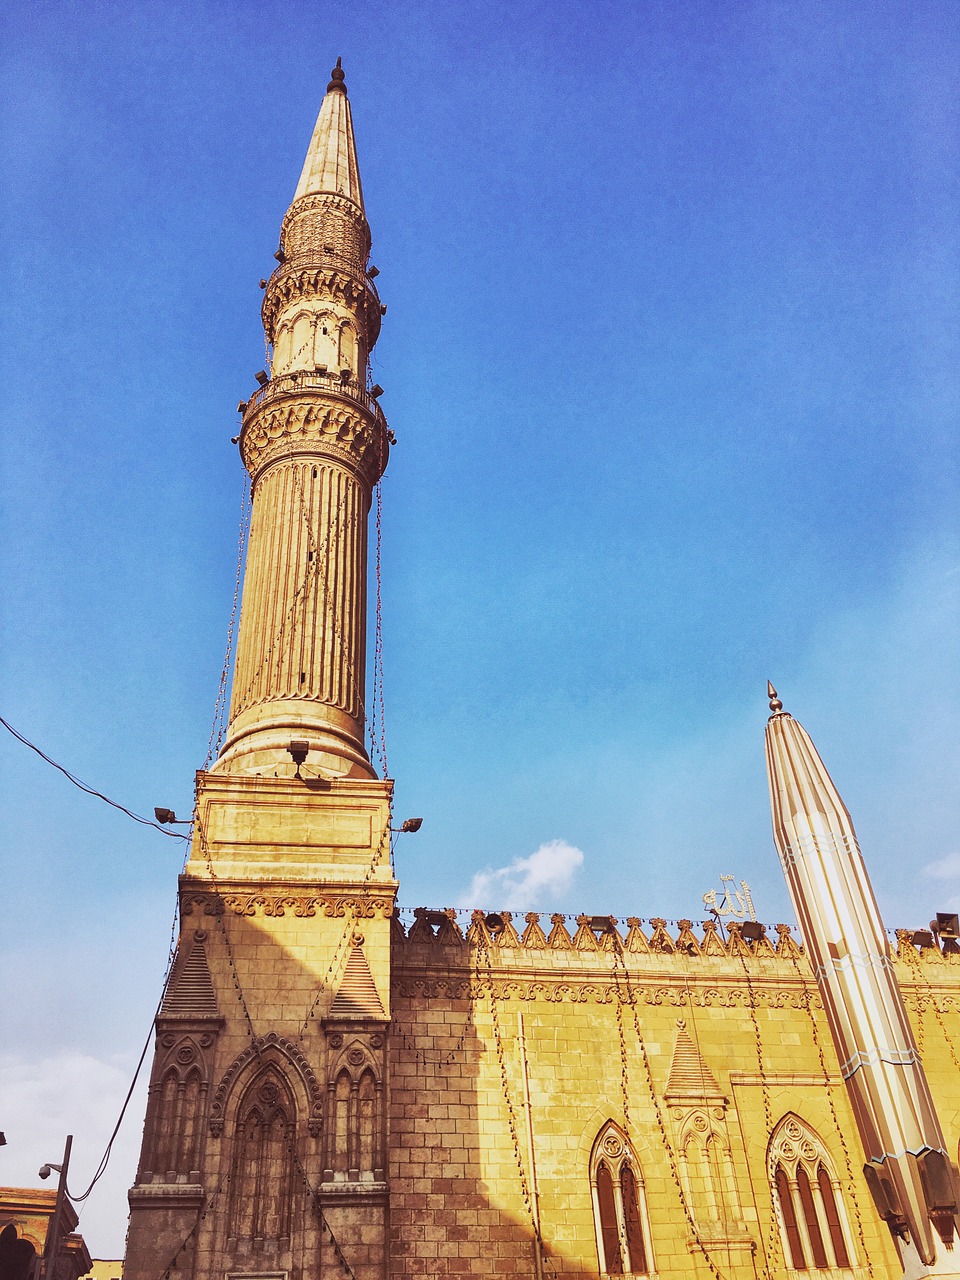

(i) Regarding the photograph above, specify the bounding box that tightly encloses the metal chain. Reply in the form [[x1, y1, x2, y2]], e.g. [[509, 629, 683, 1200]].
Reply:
[[475, 934, 557, 1280], [608, 938, 729, 1280], [288, 1135, 359, 1280], [156, 1170, 229, 1280], [728, 940, 780, 1280], [782, 945, 875, 1277], [297, 811, 392, 1038], [192, 811, 260, 1047], [369, 475, 387, 777], [229, 457, 355, 717], [204, 475, 251, 769]]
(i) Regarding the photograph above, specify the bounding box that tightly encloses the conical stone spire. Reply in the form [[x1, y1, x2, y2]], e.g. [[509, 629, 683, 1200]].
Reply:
[[293, 59, 364, 209], [764, 687, 960, 1275]]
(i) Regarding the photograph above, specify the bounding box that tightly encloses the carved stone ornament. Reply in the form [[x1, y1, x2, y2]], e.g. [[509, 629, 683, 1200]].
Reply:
[[601, 1132, 625, 1159], [209, 1032, 323, 1138], [391, 973, 821, 1009], [328, 1033, 344, 1049], [182, 892, 393, 921], [176, 1044, 196, 1065], [370, 1033, 383, 1049], [347, 1048, 365, 1067], [241, 400, 386, 487]]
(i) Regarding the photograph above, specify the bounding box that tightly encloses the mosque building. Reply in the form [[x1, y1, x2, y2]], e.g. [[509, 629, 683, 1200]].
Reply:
[[122, 63, 960, 1280]]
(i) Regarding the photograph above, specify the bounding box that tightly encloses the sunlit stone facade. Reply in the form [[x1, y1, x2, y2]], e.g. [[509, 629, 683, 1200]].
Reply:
[[124, 65, 960, 1280]]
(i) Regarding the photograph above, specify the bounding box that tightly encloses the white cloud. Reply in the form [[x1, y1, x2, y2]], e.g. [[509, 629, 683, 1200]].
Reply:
[[922, 852, 960, 880], [458, 839, 584, 910], [0, 1051, 149, 1259]]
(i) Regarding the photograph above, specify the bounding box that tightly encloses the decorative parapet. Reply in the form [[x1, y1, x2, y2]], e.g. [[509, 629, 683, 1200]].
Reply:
[[392, 909, 804, 961], [393, 909, 960, 969]]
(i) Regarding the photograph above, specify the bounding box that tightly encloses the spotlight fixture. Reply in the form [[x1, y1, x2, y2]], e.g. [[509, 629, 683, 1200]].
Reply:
[[288, 740, 309, 778], [739, 921, 765, 943], [400, 817, 423, 833], [38, 1163, 61, 1180], [370, 384, 384, 399], [367, 265, 380, 279], [255, 370, 268, 386], [154, 808, 177, 824], [484, 913, 505, 935]]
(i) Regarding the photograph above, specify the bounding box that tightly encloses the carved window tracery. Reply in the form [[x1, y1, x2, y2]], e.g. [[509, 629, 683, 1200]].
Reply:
[[590, 1122, 652, 1276], [323, 1041, 383, 1183], [769, 1114, 853, 1272], [676, 1109, 740, 1230], [142, 1034, 213, 1182], [228, 1068, 295, 1243]]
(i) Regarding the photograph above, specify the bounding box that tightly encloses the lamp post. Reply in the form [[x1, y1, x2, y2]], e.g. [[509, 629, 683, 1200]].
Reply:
[[39, 1134, 72, 1280]]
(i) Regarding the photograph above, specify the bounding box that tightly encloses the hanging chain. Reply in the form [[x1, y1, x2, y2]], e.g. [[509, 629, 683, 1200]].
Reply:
[[297, 811, 392, 1038], [727, 940, 780, 1280], [156, 1170, 229, 1280], [204, 475, 251, 769], [369, 475, 387, 777], [608, 938, 730, 1280], [288, 1135, 359, 1280], [782, 944, 875, 1277], [475, 934, 557, 1280], [191, 811, 260, 1048]]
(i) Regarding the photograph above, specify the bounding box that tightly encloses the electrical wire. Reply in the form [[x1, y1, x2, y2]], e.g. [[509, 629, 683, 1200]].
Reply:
[[67, 987, 165, 1203], [0, 714, 187, 840]]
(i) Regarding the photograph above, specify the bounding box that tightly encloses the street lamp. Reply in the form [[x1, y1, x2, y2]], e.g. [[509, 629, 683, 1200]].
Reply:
[[39, 1135, 72, 1280]]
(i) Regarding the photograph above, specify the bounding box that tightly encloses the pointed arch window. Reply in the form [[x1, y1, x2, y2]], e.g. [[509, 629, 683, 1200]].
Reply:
[[590, 1123, 652, 1276], [228, 1068, 295, 1242], [769, 1115, 853, 1271]]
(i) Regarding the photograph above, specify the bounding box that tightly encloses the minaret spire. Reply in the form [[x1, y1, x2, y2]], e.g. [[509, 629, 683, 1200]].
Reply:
[[215, 63, 388, 779], [764, 689, 960, 1276], [293, 59, 364, 209]]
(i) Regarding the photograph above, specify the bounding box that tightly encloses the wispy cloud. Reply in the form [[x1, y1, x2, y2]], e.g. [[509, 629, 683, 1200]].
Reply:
[[922, 852, 960, 880], [458, 839, 584, 910]]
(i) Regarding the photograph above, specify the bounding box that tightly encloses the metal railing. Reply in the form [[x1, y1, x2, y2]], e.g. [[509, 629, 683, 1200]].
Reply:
[[242, 369, 387, 429]]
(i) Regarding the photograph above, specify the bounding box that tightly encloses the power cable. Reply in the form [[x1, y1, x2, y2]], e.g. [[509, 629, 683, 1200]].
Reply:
[[0, 714, 187, 840]]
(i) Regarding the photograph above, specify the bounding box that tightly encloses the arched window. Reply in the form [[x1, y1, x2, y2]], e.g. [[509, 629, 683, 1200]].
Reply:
[[0, 1223, 40, 1280], [357, 1069, 377, 1175], [228, 1068, 294, 1241], [769, 1115, 853, 1271], [590, 1123, 652, 1276], [150, 1065, 204, 1178], [290, 313, 313, 370]]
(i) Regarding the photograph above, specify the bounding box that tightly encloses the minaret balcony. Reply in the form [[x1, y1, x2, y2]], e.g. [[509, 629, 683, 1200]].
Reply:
[[241, 368, 387, 430]]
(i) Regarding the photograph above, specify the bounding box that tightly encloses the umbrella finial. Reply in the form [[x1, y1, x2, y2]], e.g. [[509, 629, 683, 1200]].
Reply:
[[767, 680, 783, 713]]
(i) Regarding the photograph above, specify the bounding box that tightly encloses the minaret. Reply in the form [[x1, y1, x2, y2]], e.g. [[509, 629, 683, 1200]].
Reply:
[[126, 65, 395, 1280], [218, 55, 389, 780], [764, 685, 960, 1278]]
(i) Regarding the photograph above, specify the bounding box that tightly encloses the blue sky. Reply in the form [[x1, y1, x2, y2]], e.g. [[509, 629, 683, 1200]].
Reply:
[[2, 0, 959, 1254]]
